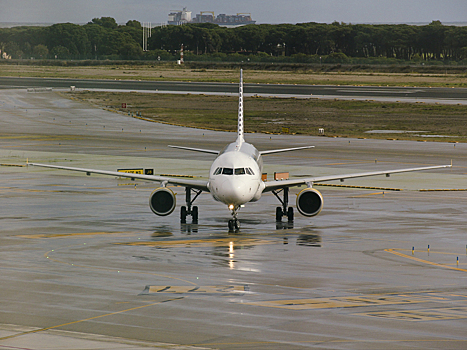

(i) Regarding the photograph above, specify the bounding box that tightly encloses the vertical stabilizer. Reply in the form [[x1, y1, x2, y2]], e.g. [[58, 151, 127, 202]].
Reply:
[[237, 69, 244, 145]]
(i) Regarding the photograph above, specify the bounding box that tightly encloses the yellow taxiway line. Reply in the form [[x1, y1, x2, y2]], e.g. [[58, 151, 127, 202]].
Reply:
[[385, 248, 467, 272]]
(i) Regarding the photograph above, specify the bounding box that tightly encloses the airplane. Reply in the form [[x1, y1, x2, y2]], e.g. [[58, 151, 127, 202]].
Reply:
[[30, 70, 452, 231]]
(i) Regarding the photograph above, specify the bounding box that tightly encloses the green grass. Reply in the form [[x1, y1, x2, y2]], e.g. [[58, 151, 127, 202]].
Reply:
[[66, 91, 467, 142]]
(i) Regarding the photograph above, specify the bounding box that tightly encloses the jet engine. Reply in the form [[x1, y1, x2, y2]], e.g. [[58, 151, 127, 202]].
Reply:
[[149, 188, 176, 216], [296, 188, 323, 217]]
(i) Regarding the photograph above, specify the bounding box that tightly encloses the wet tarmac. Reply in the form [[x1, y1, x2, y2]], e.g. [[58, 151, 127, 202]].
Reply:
[[1, 89, 467, 349]]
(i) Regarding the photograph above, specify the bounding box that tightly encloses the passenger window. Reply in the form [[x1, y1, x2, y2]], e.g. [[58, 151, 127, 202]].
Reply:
[[214, 167, 222, 175], [235, 168, 246, 175], [222, 168, 233, 175]]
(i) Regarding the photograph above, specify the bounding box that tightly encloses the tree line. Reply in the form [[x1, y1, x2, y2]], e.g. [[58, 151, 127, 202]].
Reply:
[[0, 18, 143, 60], [1, 18, 467, 64]]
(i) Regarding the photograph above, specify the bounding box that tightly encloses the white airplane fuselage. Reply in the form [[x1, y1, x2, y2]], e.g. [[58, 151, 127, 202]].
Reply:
[[208, 141, 265, 207]]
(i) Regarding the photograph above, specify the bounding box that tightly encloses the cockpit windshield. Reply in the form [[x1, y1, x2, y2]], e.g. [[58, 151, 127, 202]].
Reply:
[[213, 167, 255, 176]]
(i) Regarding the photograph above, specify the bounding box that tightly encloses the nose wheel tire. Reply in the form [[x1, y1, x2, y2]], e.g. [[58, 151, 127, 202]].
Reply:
[[228, 219, 240, 232]]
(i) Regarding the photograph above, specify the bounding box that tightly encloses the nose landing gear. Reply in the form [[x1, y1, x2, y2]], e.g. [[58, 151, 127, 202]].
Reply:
[[228, 205, 240, 232]]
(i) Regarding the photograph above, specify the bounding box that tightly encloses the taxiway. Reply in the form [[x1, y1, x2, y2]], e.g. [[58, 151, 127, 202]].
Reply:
[[1, 89, 467, 349]]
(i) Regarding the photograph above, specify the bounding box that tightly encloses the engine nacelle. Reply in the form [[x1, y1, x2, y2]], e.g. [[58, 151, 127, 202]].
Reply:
[[296, 188, 323, 217], [149, 188, 176, 216]]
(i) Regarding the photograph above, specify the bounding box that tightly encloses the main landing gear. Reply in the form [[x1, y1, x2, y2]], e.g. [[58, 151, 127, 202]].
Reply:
[[272, 187, 294, 222], [180, 187, 202, 224]]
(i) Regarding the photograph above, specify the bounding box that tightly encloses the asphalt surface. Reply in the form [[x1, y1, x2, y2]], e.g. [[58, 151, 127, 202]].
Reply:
[[1, 90, 467, 349], [1, 76, 467, 103]]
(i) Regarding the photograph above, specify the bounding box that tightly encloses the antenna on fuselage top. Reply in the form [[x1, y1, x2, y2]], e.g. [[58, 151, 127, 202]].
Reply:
[[237, 69, 244, 145]]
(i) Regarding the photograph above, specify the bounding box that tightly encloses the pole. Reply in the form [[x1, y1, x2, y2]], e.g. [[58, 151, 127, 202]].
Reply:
[[142, 22, 145, 51], [180, 43, 184, 64]]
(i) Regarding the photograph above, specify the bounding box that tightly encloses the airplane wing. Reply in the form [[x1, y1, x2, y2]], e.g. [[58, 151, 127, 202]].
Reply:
[[263, 164, 452, 192], [260, 146, 314, 155], [29, 163, 210, 192], [168, 145, 219, 155]]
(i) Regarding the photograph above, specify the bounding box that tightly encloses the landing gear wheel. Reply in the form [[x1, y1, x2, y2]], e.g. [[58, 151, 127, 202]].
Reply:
[[228, 219, 235, 232], [180, 206, 187, 224], [192, 206, 198, 224], [287, 207, 294, 222], [276, 207, 283, 222], [228, 219, 240, 232]]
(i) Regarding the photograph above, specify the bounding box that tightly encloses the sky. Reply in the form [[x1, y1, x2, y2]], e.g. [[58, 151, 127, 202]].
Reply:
[[1, 0, 466, 25]]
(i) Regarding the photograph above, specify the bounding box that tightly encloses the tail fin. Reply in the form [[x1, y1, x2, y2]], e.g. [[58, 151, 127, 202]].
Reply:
[[237, 69, 244, 144]]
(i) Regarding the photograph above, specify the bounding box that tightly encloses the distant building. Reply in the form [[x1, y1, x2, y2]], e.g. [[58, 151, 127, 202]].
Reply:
[[168, 7, 192, 25], [168, 8, 255, 27]]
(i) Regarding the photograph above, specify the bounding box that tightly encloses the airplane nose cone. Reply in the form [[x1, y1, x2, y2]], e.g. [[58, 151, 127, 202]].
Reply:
[[220, 179, 252, 205]]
